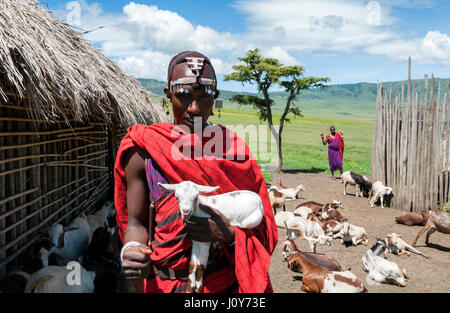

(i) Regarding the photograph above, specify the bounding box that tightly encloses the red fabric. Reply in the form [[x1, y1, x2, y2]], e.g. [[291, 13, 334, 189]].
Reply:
[[114, 122, 278, 293], [327, 133, 344, 160], [146, 193, 237, 293]]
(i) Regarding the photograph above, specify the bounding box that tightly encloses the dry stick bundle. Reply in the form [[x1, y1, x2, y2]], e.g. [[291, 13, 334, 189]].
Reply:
[[371, 60, 449, 212]]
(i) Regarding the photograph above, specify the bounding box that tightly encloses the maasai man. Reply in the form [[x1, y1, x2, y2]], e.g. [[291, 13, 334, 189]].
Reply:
[[114, 51, 278, 293], [321, 126, 344, 179]]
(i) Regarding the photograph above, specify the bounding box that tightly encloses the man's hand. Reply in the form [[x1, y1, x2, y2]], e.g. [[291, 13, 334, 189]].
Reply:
[[121, 244, 152, 280], [184, 204, 235, 243], [339, 130, 344, 135]]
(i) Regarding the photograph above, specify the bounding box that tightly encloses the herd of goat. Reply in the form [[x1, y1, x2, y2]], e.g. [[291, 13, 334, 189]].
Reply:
[[0, 202, 134, 293], [269, 172, 450, 293], [0, 170, 449, 293]]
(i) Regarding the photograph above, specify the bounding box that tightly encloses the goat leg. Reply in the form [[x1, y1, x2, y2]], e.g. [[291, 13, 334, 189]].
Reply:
[[425, 228, 436, 247], [187, 242, 210, 293], [403, 242, 429, 258], [412, 222, 432, 247]]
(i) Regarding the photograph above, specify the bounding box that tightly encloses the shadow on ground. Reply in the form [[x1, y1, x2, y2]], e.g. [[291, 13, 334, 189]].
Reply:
[[282, 167, 328, 174]]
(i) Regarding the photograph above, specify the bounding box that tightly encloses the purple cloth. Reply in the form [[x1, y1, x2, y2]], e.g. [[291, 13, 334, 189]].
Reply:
[[145, 157, 168, 202], [328, 136, 343, 172]]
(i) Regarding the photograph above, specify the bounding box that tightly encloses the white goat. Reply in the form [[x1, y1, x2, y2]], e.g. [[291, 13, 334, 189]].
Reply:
[[369, 181, 393, 208], [274, 211, 296, 228], [87, 201, 116, 243], [293, 206, 313, 220], [158, 181, 264, 293], [25, 262, 95, 293], [276, 178, 305, 200], [278, 185, 305, 200], [335, 222, 369, 246], [283, 217, 332, 253], [41, 215, 91, 265], [362, 249, 408, 287]]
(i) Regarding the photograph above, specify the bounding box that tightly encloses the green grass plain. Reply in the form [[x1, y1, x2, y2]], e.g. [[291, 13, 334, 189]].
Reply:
[[208, 105, 375, 179]]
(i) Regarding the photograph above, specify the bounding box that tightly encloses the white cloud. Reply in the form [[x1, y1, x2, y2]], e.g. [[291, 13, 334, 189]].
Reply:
[[234, 0, 398, 53], [421, 31, 450, 64], [52, 1, 243, 80], [263, 47, 299, 66], [50, 0, 450, 82], [366, 31, 450, 64]]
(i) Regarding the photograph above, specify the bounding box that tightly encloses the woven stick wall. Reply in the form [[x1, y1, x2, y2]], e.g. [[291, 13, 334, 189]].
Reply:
[[0, 96, 115, 276], [371, 57, 450, 213]]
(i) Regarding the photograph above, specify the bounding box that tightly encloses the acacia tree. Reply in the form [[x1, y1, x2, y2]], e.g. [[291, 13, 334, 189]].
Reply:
[[224, 49, 329, 172]]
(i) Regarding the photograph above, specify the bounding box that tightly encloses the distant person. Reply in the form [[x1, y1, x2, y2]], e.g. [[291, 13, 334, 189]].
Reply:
[[321, 126, 344, 179]]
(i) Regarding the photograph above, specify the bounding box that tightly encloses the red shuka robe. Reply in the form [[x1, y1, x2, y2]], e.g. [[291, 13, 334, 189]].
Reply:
[[114, 122, 278, 293]]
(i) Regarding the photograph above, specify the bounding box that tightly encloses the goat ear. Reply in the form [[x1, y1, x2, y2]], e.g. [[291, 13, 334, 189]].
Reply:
[[195, 184, 219, 194], [157, 182, 178, 192]]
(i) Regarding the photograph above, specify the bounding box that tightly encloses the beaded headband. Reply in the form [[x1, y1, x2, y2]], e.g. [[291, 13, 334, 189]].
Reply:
[[168, 57, 217, 96]]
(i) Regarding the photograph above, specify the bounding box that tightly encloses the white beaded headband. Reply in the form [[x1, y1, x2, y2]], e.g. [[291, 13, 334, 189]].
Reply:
[[169, 57, 217, 96]]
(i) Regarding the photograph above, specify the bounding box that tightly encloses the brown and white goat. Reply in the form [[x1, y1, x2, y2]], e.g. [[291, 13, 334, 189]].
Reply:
[[283, 238, 342, 271], [384, 233, 428, 258], [320, 204, 347, 223], [296, 200, 342, 217], [276, 178, 305, 200], [412, 209, 450, 248], [268, 187, 287, 216], [322, 220, 343, 237], [287, 252, 367, 293]]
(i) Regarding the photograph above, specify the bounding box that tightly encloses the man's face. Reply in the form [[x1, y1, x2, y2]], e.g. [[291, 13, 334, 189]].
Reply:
[[330, 126, 336, 135], [165, 62, 215, 132]]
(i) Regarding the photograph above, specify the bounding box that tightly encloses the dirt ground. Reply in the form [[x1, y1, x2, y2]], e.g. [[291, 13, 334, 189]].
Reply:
[[268, 171, 450, 293]]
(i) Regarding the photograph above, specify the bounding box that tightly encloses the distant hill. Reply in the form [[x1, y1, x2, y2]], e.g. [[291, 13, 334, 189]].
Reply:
[[138, 78, 450, 119]]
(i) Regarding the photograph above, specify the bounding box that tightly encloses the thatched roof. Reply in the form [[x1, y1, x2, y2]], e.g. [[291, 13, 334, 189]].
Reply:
[[0, 0, 167, 127]]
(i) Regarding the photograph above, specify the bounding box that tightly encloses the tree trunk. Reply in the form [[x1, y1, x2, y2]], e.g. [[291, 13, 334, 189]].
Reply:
[[277, 133, 283, 172]]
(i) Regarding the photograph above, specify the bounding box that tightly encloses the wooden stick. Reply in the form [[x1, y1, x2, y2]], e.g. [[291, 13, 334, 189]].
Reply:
[[83, 154, 107, 164], [63, 142, 107, 155], [46, 163, 108, 170], [76, 149, 108, 159], [0, 177, 86, 221], [0, 187, 39, 207], [0, 154, 64, 166], [0, 163, 46, 178], [0, 126, 94, 137], [0, 137, 99, 152], [57, 131, 106, 137]]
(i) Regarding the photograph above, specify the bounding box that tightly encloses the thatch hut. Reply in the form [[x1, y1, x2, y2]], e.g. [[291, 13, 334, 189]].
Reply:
[[0, 0, 166, 275]]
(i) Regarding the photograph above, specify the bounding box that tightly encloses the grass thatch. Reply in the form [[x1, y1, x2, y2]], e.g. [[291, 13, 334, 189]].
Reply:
[[0, 0, 166, 127]]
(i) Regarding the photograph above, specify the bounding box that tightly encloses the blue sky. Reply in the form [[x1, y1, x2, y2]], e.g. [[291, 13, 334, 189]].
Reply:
[[44, 0, 450, 92]]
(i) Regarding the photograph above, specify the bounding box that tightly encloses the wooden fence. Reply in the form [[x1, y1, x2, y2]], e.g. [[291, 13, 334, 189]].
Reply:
[[0, 96, 127, 276], [371, 59, 450, 213]]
